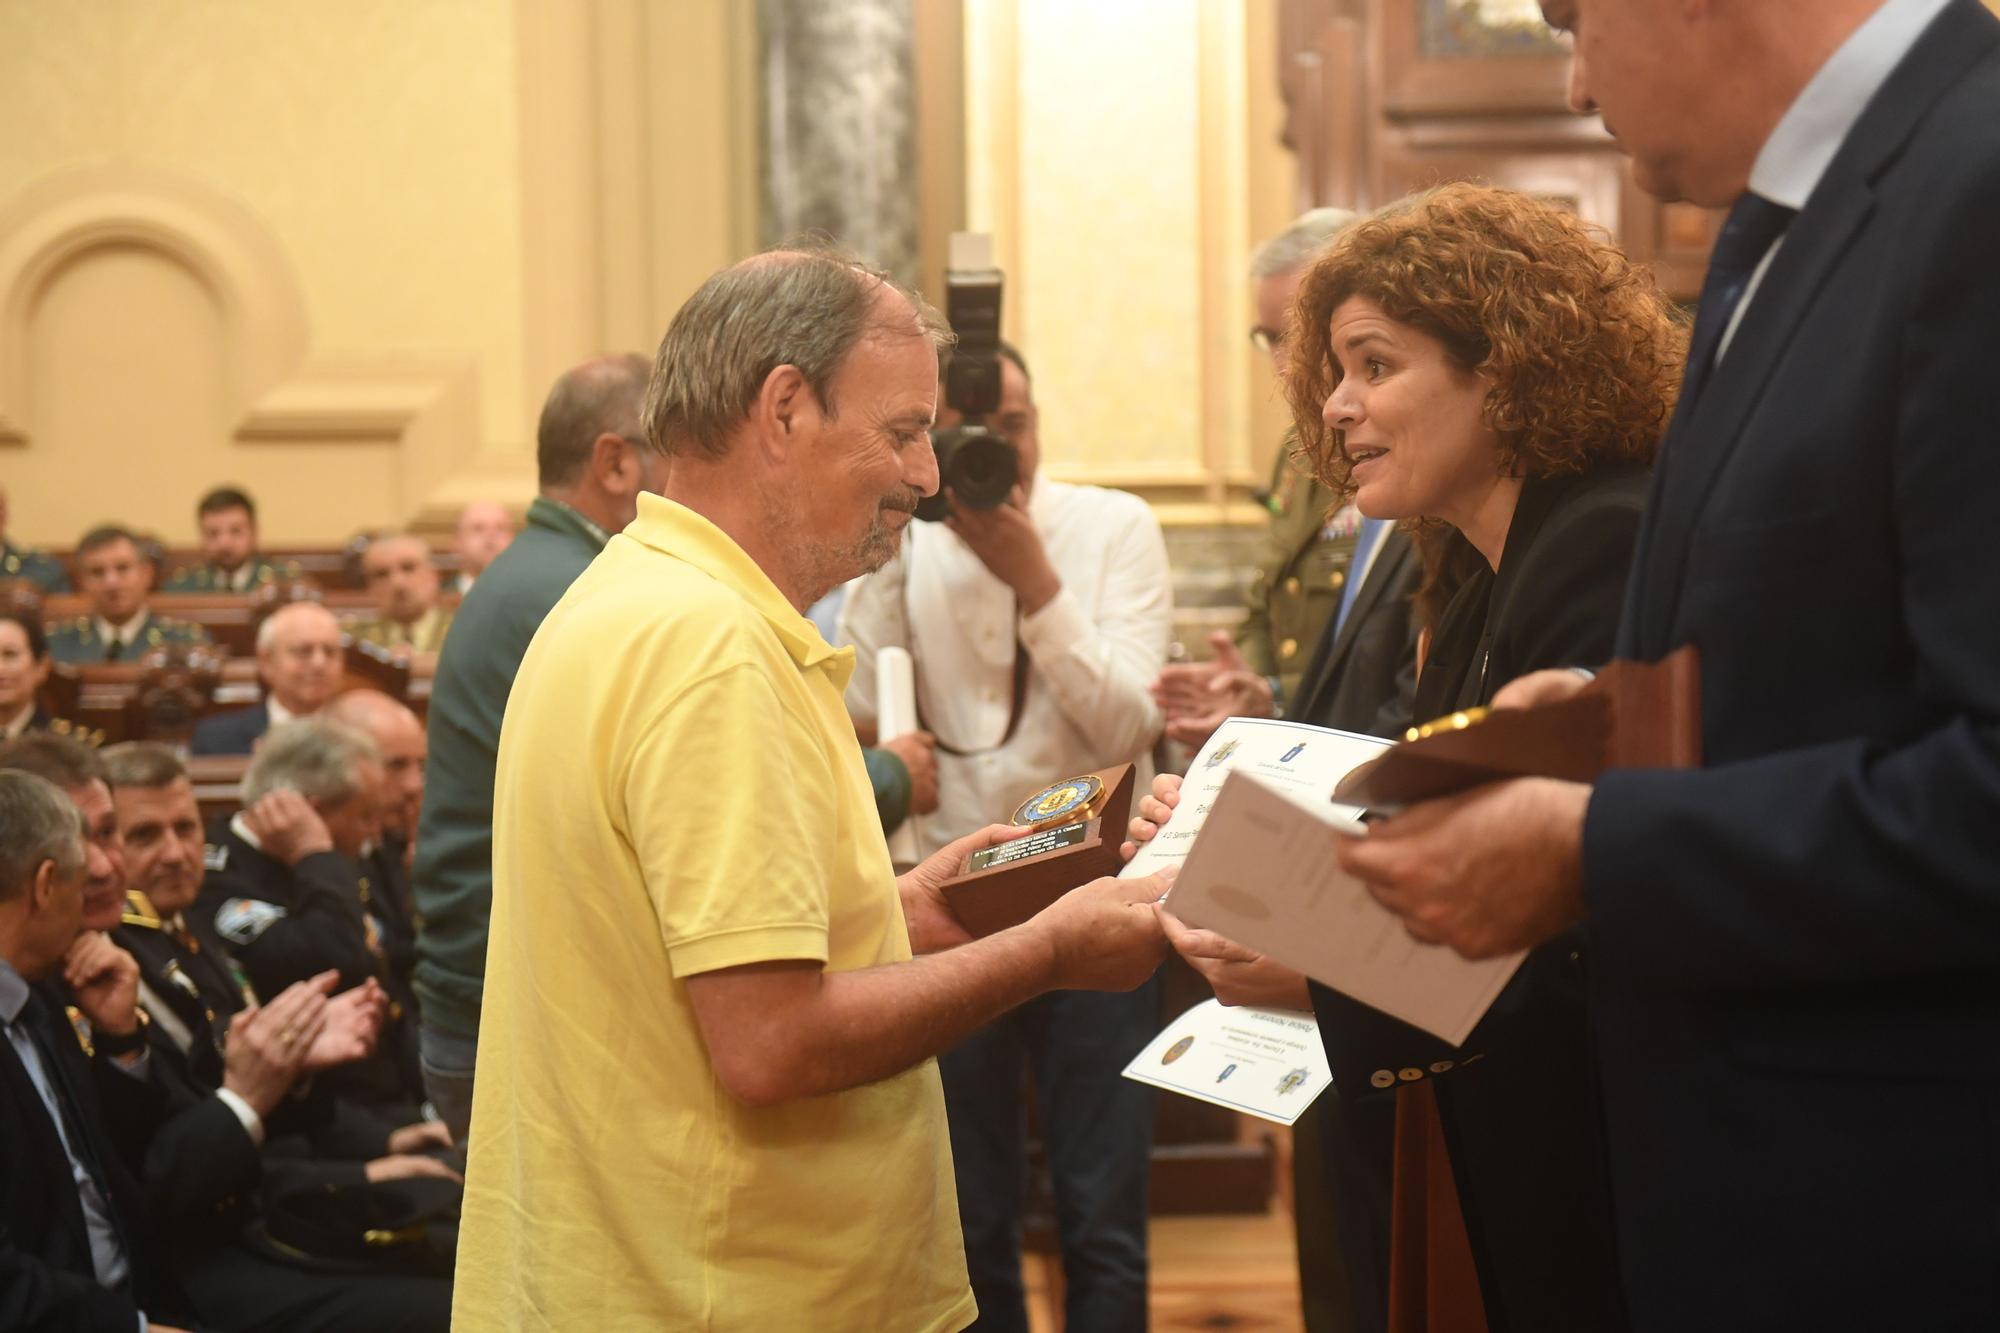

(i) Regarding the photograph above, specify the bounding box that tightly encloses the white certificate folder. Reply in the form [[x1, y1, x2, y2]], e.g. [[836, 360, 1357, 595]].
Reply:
[[1167, 761, 1526, 1048]]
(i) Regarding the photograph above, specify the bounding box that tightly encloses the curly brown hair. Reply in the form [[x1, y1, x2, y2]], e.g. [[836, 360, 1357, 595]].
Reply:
[[1282, 182, 1687, 627]]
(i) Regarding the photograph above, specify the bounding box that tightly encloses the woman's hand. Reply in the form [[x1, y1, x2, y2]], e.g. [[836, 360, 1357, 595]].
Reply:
[[1157, 908, 1311, 1011], [1119, 772, 1185, 861]]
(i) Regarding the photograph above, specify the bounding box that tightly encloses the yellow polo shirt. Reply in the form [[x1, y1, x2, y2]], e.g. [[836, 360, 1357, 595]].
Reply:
[[455, 495, 973, 1332]]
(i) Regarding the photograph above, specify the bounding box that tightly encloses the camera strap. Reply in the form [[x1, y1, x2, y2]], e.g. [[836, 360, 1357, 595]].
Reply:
[[899, 524, 1032, 757], [922, 636, 1029, 758]]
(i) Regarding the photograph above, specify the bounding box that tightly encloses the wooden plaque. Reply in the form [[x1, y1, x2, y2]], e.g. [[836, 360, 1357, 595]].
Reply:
[[1332, 646, 1701, 808], [940, 764, 1137, 938]]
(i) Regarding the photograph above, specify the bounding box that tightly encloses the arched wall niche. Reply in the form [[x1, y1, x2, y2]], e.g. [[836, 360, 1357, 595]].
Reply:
[[0, 165, 477, 545]]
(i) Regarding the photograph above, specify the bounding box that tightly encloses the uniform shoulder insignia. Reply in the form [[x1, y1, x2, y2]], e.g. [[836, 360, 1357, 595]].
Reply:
[[122, 890, 163, 930], [64, 1005, 94, 1057], [48, 718, 106, 746], [203, 842, 229, 872], [214, 897, 287, 946]]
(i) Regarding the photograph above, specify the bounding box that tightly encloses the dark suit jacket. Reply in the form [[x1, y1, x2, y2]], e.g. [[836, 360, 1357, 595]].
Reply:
[[1313, 465, 1649, 1333], [1581, 7, 2000, 1329], [0, 981, 184, 1332], [1283, 526, 1419, 1333], [189, 700, 270, 757], [1288, 528, 1419, 738]]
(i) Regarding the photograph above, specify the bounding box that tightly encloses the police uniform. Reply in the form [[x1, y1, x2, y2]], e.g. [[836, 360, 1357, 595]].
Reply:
[[103, 890, 456, 1330], [198, 817, 426, 1117], [45, 610, 212, 664], [344, 605, 453, 655], [1235, 445, 1360, 707], [162, 555, 302, 593], [1, 539, 71, 592]]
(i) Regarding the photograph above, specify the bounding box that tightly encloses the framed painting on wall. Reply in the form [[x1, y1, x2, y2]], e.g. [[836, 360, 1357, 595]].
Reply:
[[1380, 0, 1573, 118]]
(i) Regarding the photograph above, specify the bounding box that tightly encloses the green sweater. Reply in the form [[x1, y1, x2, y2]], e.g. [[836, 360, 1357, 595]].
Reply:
[[412, 497, 608, 1038]]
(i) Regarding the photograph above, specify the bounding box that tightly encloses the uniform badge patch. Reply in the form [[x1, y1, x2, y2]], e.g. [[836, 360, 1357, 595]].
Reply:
[[214, 897, 287, 946], [203, 843, 229, 872]]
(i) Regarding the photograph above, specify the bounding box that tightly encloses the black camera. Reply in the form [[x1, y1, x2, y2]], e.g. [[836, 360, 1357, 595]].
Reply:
[[917, 233, 1018, 522]]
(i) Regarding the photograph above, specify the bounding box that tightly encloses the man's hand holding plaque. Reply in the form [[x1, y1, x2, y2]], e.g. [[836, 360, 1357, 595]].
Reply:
[[933, 764, 1137, 937]]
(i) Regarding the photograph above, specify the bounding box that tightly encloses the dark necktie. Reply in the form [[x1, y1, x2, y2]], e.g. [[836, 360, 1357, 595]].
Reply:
[[20, 993, 109, 1183], [1681, 191, 1798, 410], [102, 635, 123, 663]]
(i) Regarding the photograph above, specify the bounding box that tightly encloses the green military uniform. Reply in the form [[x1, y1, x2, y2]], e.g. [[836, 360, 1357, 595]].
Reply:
[[46, 611, 212, 664], [1, 540, 71, 593], [162, 555, 301, 592], [1235, 444, 1361, 708], [346, 605, 454, 655]]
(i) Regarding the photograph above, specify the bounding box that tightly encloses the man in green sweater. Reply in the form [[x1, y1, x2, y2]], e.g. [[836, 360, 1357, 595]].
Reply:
[[412, 354, 660, 1140]]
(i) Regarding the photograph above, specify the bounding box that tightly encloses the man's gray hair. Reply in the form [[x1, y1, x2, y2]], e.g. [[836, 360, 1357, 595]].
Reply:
[[101, 741, 188, 791], [1249, 207, 1362, 280], [538, 353, 655, 489], [642, 243, 954, 460], [255, 600, 339, 654], [242, 718, 380, 807], [0, 771, 84, 903]]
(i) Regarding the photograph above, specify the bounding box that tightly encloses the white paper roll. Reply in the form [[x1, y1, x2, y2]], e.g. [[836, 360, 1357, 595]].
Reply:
[[877, 646, 922, 866]]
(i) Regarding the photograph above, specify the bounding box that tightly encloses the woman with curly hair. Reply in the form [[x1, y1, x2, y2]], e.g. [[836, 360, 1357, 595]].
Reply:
[[1132, 182, 1685, 1332], [1293, 183, 1684, 1333]]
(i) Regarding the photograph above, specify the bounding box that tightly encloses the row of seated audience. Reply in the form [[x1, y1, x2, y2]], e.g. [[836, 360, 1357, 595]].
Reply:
[[0, 362, 620, 1330], [1, 710, 458, 1331]]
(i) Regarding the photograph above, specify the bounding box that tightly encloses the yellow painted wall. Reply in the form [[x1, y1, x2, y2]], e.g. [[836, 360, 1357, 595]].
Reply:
[[0, 0, 753, 547], [964, 0, 1286, 523]]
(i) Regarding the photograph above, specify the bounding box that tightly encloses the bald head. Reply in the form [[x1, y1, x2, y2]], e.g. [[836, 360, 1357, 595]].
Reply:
[[257, 601, 344, 715], [538, 354, 653, 490], [454, 501, 516, 579], [325, 689, 425, 842]]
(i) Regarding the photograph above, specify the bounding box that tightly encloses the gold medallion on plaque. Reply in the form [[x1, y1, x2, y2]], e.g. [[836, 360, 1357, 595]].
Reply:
[[1010, 774, 1107, 831]]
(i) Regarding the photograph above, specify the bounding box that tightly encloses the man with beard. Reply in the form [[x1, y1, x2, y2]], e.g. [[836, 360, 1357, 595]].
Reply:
[[456, 247, 1170, 1330]]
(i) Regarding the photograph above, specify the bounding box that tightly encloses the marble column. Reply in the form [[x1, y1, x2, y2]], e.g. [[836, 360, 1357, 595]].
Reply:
[[758, 0, 920, 284]]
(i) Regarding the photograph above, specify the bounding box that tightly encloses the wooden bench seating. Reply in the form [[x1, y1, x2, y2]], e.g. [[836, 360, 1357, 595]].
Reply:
[[34, 643, 433, 747], [30, 543, 465, 593]]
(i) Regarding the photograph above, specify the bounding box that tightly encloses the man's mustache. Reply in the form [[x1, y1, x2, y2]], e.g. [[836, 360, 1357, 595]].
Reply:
[[879, 490, 920, 516]]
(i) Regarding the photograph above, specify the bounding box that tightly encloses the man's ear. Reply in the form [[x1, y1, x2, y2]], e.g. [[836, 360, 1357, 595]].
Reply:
[[589, 432, 633, 491], [750, 365, 814, 460], [29, 856, 61, 916]]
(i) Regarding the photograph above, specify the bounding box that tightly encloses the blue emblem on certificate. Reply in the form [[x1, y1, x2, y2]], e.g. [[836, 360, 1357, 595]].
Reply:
[[1011, 774, 1106, 831]]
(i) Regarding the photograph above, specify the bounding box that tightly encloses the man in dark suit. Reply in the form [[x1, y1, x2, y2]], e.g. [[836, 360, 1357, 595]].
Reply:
[[190, 601, 345, 756], [1340, 2, 2000, 1328], [0, 769, 195, 1332]]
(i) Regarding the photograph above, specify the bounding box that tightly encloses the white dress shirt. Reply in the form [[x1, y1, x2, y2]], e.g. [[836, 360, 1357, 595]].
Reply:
[[1719, 0, 1952, 361], [840, 477, 1174, 859]]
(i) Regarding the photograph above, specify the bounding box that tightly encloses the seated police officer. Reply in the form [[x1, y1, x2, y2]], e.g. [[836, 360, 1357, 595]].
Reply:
[[199, 719, 430, 1121]]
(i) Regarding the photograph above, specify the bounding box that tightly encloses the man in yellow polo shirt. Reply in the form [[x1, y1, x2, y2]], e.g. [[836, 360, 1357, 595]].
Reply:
[[455, 247, 1172, 1331]]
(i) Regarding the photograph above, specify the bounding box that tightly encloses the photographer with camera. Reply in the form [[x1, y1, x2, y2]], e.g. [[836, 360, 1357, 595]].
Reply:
[[839, 249, 1174, 1332]]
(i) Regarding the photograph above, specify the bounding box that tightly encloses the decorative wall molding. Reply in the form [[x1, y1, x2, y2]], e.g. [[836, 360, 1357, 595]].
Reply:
[[0, 163, 482, 533]]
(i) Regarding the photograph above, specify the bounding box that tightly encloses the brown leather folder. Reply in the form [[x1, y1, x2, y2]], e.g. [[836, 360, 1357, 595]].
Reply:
[[941, 763, 1136, 938], [1332, 646, 1701, 808]]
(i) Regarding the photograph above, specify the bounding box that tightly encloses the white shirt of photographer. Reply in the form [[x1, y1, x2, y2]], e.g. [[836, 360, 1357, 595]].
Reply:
[[838, 476, 1173, 860]]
